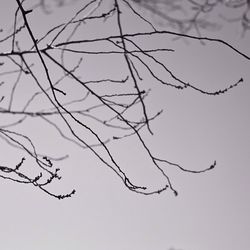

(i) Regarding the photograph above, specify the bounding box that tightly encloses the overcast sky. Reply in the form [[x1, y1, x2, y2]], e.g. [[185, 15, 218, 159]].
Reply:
[[0, 1, 250, 250]]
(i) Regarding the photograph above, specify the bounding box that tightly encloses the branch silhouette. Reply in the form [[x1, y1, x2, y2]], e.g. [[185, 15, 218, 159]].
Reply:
[[0, 0, 248, 199]]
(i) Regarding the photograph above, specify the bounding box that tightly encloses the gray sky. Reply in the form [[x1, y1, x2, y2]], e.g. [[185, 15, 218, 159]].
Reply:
[[0, 1, 250, 250]]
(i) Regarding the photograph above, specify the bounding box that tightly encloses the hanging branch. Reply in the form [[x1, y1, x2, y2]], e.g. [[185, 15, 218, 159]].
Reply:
[[0, 0, 248, 199]]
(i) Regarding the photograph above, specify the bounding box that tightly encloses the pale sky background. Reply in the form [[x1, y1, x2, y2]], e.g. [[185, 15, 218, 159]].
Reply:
[[0, 1, 250, 250]]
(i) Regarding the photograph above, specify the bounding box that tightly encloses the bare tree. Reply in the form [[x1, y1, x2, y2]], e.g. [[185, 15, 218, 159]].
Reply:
[[0, 0, 248, 199]]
